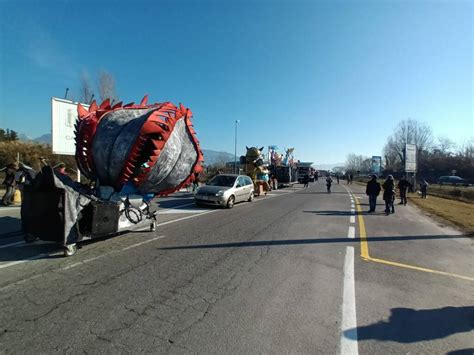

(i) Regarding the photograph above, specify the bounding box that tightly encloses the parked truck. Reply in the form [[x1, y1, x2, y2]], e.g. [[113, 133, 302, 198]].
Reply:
[[297, 162, 315, 183]]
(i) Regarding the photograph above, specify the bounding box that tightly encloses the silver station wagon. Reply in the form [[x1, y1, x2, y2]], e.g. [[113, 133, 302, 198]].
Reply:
[[194, 174, 255, 208]]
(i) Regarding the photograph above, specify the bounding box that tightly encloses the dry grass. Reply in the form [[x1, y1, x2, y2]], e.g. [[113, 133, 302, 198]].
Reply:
[[408, 195, 474, 234], [428, 185, 474, 203]]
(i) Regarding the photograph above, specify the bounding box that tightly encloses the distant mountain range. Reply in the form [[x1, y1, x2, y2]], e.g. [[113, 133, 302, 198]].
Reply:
[[19, 132, 235, 166], [316, 163, 345, 170], [19, 133, 52, 144], [17, 133, 342, 168]]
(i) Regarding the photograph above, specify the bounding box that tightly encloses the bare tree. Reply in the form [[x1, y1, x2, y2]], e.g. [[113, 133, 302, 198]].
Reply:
[[383, 118, 433, 170], [98, 70, 118, 103], [79, 71, 93, 104], [345, 153, 370, 173], [436, 135, 456, 155]]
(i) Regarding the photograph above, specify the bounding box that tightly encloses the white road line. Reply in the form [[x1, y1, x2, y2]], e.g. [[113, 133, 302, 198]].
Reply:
[[157, 209, 218, 227], [0, 188, 302, 273], [0, 241, 25, 249], [350, 216, 355, 224], [62, 235, 166, 270], [347, 226, 355, 238], [341, 246, 358, 355], [0, 252, 52, 270], [159, 209, 212, 214], [0, 206, 21, 211], [157, 202, 195, 213]]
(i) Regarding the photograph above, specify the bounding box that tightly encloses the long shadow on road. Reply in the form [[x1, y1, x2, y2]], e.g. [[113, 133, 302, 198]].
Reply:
[[344, 306, 474, 343], [158, 234, 471, 250], [1, 234, 472, 263]]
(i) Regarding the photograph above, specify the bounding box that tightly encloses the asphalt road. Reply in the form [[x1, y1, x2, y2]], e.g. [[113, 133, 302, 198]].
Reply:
[[0, 181, 472, 354]]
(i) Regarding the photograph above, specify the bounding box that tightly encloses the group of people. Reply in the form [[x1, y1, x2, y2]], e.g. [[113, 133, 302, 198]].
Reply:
[[366, 175, 429, 215], [1, 162, 20, 206], [1, 159, 67, 206]]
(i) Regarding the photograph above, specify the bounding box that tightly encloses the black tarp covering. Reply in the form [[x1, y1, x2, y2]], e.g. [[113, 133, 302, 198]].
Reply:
[[21, 166, 92, 245]]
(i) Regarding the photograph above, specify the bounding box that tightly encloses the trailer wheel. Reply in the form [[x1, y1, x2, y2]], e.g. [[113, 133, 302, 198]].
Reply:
[[64, 244, 77, 257], [24, 233, 37, 243]]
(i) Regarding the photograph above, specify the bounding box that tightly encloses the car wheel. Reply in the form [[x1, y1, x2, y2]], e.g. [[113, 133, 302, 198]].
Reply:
[[226, 195, 235, 209], [248, 192, 254, 202]]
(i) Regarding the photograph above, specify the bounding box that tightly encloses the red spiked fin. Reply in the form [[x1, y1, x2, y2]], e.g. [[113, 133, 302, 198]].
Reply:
[[77, 103, 88, 118], [112, 101, 123, 109], [140, 95, 149, 106], [99, 99, 111, 110], [89, 100, 98, 112]]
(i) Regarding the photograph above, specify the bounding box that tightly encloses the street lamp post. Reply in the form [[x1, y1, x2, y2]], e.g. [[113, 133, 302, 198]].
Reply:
[[234, 120, 240, 174]]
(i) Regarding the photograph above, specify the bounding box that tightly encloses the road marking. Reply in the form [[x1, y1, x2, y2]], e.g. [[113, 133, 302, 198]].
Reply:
[[0, 187, 303, 274], [157, 209, 218, 227], [350, 216, 355, 224], [62, 235, 166, 270], [348, 226, 355, 238], [353, 193, 474, 282], [157, 202, 195, 212], [159, 208, 212, 214], [0, 206, 21, 211], [0, 241, 25, 249], [350, 209, 355, 214], [0, 252, 52, 270], [340, 246, 358, 355]]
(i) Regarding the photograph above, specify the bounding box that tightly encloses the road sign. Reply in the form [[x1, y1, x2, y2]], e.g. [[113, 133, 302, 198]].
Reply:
[[405, 144, 417, 172], [51, 97, 89, 155], [371, 156, 382, 175]]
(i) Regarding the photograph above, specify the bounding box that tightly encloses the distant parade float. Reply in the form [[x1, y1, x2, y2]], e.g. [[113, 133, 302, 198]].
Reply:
[[21, 96, 204, 256]]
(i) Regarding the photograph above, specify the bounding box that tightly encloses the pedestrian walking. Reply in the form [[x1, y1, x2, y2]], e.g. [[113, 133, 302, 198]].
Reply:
[[2, 162, 18, 206], [366, 175, 381, 212], [397, 175, 412, 206], [270, 172, 278, 190], [336, 173, 340, 184], [420, 179, 429, 199], [382, 175, 396, 215], [303, 174, 309, 188], [349, 173, 353, 184], [326, 175, 333, 193]]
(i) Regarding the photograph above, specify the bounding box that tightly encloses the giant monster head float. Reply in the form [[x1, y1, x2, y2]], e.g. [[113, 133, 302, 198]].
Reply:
[[75, 96, 204, 196]]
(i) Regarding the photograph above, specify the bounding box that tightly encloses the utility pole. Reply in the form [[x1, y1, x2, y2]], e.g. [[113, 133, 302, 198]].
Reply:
[[234, 120, 240, 174], [64, 88, 69, 99]]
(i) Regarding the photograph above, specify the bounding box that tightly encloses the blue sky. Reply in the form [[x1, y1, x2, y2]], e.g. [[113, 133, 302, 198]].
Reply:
[[0, 0, 472, 165]]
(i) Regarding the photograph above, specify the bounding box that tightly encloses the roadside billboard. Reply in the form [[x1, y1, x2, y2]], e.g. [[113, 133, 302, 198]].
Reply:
[[371, 156, 382, 175], [405, 144, 417, 172], [51, 97, 89, 155]]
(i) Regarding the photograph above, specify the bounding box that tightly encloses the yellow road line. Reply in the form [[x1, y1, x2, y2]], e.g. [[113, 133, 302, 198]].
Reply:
[[351, 193, 474, 282], [354, 197, 370, 260]]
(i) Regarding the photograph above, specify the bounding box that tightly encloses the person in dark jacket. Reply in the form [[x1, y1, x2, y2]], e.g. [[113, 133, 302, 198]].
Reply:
[[303, 174, 309, 188], [420, 179, 429, 199], [366, 175, 381, 212], [397, 175, 412, 206], [382, 175, 396, 215], [2, 163, 18, 206]]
